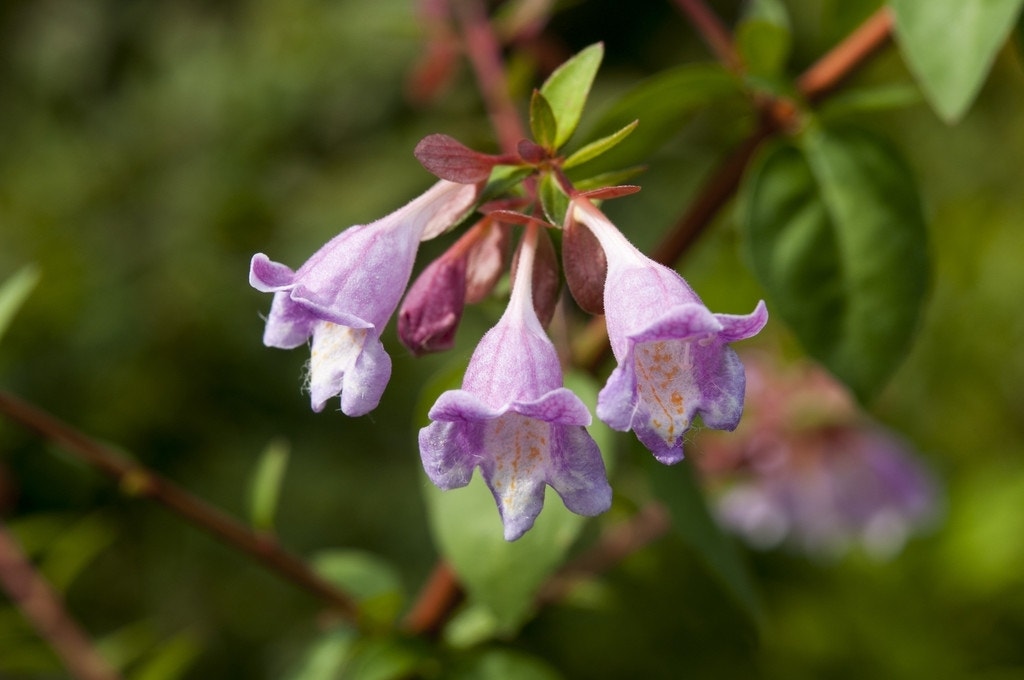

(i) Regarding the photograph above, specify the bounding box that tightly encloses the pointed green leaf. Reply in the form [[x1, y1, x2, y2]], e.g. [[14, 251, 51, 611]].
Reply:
[[890, 0, 1024, 122], [646, 454, 763, 627], [563, 120, 639, 169], [736, 0, 792, 78], [529, 90, 558, 151], [539, 42, 604, 149], [740, 125, 930, 401], [285, 627, 357, 680], [248, 437, 290, 533], [0, 265, 40, 345], [129, 630, 202, 680], [818, 84, 923, 121], [418, 367, 613, 635]]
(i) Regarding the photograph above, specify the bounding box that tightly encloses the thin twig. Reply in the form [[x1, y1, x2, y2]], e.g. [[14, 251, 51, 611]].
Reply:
[[401, 561, 463, 636], [798, 7, 894, 102], [455, 0, 528, 153], [0, 522, 120, 680], [0, 391, 360, 621], [672, 0, 741, 69]]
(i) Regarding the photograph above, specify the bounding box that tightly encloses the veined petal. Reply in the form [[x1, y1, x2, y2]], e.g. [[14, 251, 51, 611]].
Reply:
[[695, 346, 746, 431], [263, 291, 317, 349], [308, 321, 390, 416], [479, 414, 553, 541], [249, 254, 296, 292], [419, 420, 482, 490], [716, 300, 769, 342], [548, 425, 613, 516]]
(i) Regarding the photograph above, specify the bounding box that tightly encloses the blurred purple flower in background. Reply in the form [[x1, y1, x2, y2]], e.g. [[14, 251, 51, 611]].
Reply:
[[698, 353, 939, 559]]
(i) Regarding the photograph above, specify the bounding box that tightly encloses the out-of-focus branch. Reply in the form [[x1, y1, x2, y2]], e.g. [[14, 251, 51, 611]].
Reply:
[[401, 561, 464, 636], [0, 391, 360, 621], [455, 0, 528, 153], [672, 0, 741, 69], [0, 522, 120, 680], [798, 7, 894, 102]]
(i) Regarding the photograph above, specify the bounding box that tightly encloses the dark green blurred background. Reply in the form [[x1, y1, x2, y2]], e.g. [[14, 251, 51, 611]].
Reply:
[[1, 0, 1023, 677]]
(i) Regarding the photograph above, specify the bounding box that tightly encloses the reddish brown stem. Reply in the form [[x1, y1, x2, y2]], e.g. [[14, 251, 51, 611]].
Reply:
[[455, 0, 528, 154], [798, 7, 894, 102], [401, 561, 464, 635], [0, 391, 360, 621], [0, 522, 120, 680], [672, 0, 741, 69]]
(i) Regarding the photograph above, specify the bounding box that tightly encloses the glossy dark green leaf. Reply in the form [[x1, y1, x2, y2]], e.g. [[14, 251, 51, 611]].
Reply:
[[529, 90, 557, 151], [539, 42, 603, 149], [890, 0, 1024, 122], [646, 454, 763, 627], [538, 172, 569, 225], [740, 125, 930, 401]]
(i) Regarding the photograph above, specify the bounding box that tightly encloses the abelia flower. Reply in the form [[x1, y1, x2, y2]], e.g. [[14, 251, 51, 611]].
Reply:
[[249, 180, 479, 416], [570, 198, 768, 464], [699, 354, 937, 559], [419, 225, 612, 541]]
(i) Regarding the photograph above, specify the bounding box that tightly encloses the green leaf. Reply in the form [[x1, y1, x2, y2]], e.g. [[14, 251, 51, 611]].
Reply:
[[539, 42, 604, 149], [736, 0, 792, 78], [817, 84, 923, 121], [0, 264, 40, 345], [285, 627, 357, 680], [311, 550, 404, 627], [418, 368, 613, 635], [538, 172, 569, 225], [341, 637, 426, 680], [529, 90, 558, 151], [890, 0, 1024, 122], [129, 630, 202, 680], [39, 513, 117, 592], [646, 454, 763, 627], [448, 648, 564, 680], [740, 124, 930, 401], [584, 64, 740, 169], [248, 437, 290, 533], [563, 120, 639, 169]]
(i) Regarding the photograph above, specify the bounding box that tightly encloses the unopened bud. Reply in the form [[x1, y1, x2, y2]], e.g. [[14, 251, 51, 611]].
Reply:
[[398, 253, 468, 356]]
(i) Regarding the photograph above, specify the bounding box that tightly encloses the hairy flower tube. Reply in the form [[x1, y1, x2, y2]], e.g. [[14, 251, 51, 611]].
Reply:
[[249, 180, 479, 416], [570, 197, 768, 464], [419, 224, 612, 541]]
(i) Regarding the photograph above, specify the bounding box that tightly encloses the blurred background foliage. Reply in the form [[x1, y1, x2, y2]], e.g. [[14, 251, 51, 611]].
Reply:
[[1, 0, 1023, 677]]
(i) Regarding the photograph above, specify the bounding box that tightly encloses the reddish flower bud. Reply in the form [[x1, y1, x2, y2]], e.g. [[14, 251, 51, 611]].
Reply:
[[398, 252, 468, 357]]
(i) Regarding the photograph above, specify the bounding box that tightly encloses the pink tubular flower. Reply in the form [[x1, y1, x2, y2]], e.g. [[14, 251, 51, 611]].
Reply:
[[249, 180, 479, 416], [419, 224, 612, 541], [570, 197, 768, 464]]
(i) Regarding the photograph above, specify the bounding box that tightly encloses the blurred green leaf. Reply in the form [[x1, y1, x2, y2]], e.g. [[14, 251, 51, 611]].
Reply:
[[40, 513, 117, 592], [419, 368, 612, 635], [529, 90, 558, 151], [740, 125, 930, 402], [563, 120, 639, 169], [447, 648, 563, 680], [0, 608, 58, 673], [97, 620, 161, 673], [736, 0, 792, 78], [311, 550, 404, 628], [0, 264, 40, 345], [342, 636, 427, 680], [129, 630, 202, 680], [443, 603, 501, 649], [539, 42, 604, 149], [890, 0, 1024, 122], [584, 64, 740, 169], [818, 84, 924, 120], [248, 437, 290, 533], [646, 455, 763, 627], [285, 627, 357, 680]]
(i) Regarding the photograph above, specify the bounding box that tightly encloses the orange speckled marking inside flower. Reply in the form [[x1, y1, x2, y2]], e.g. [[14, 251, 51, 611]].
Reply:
[[635, 340, 697, 445], [484, 414, 549, 513]]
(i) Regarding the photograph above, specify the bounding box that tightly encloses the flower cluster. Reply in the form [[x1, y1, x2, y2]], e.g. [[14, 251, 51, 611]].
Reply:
[[249, 168, 767, 539]]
